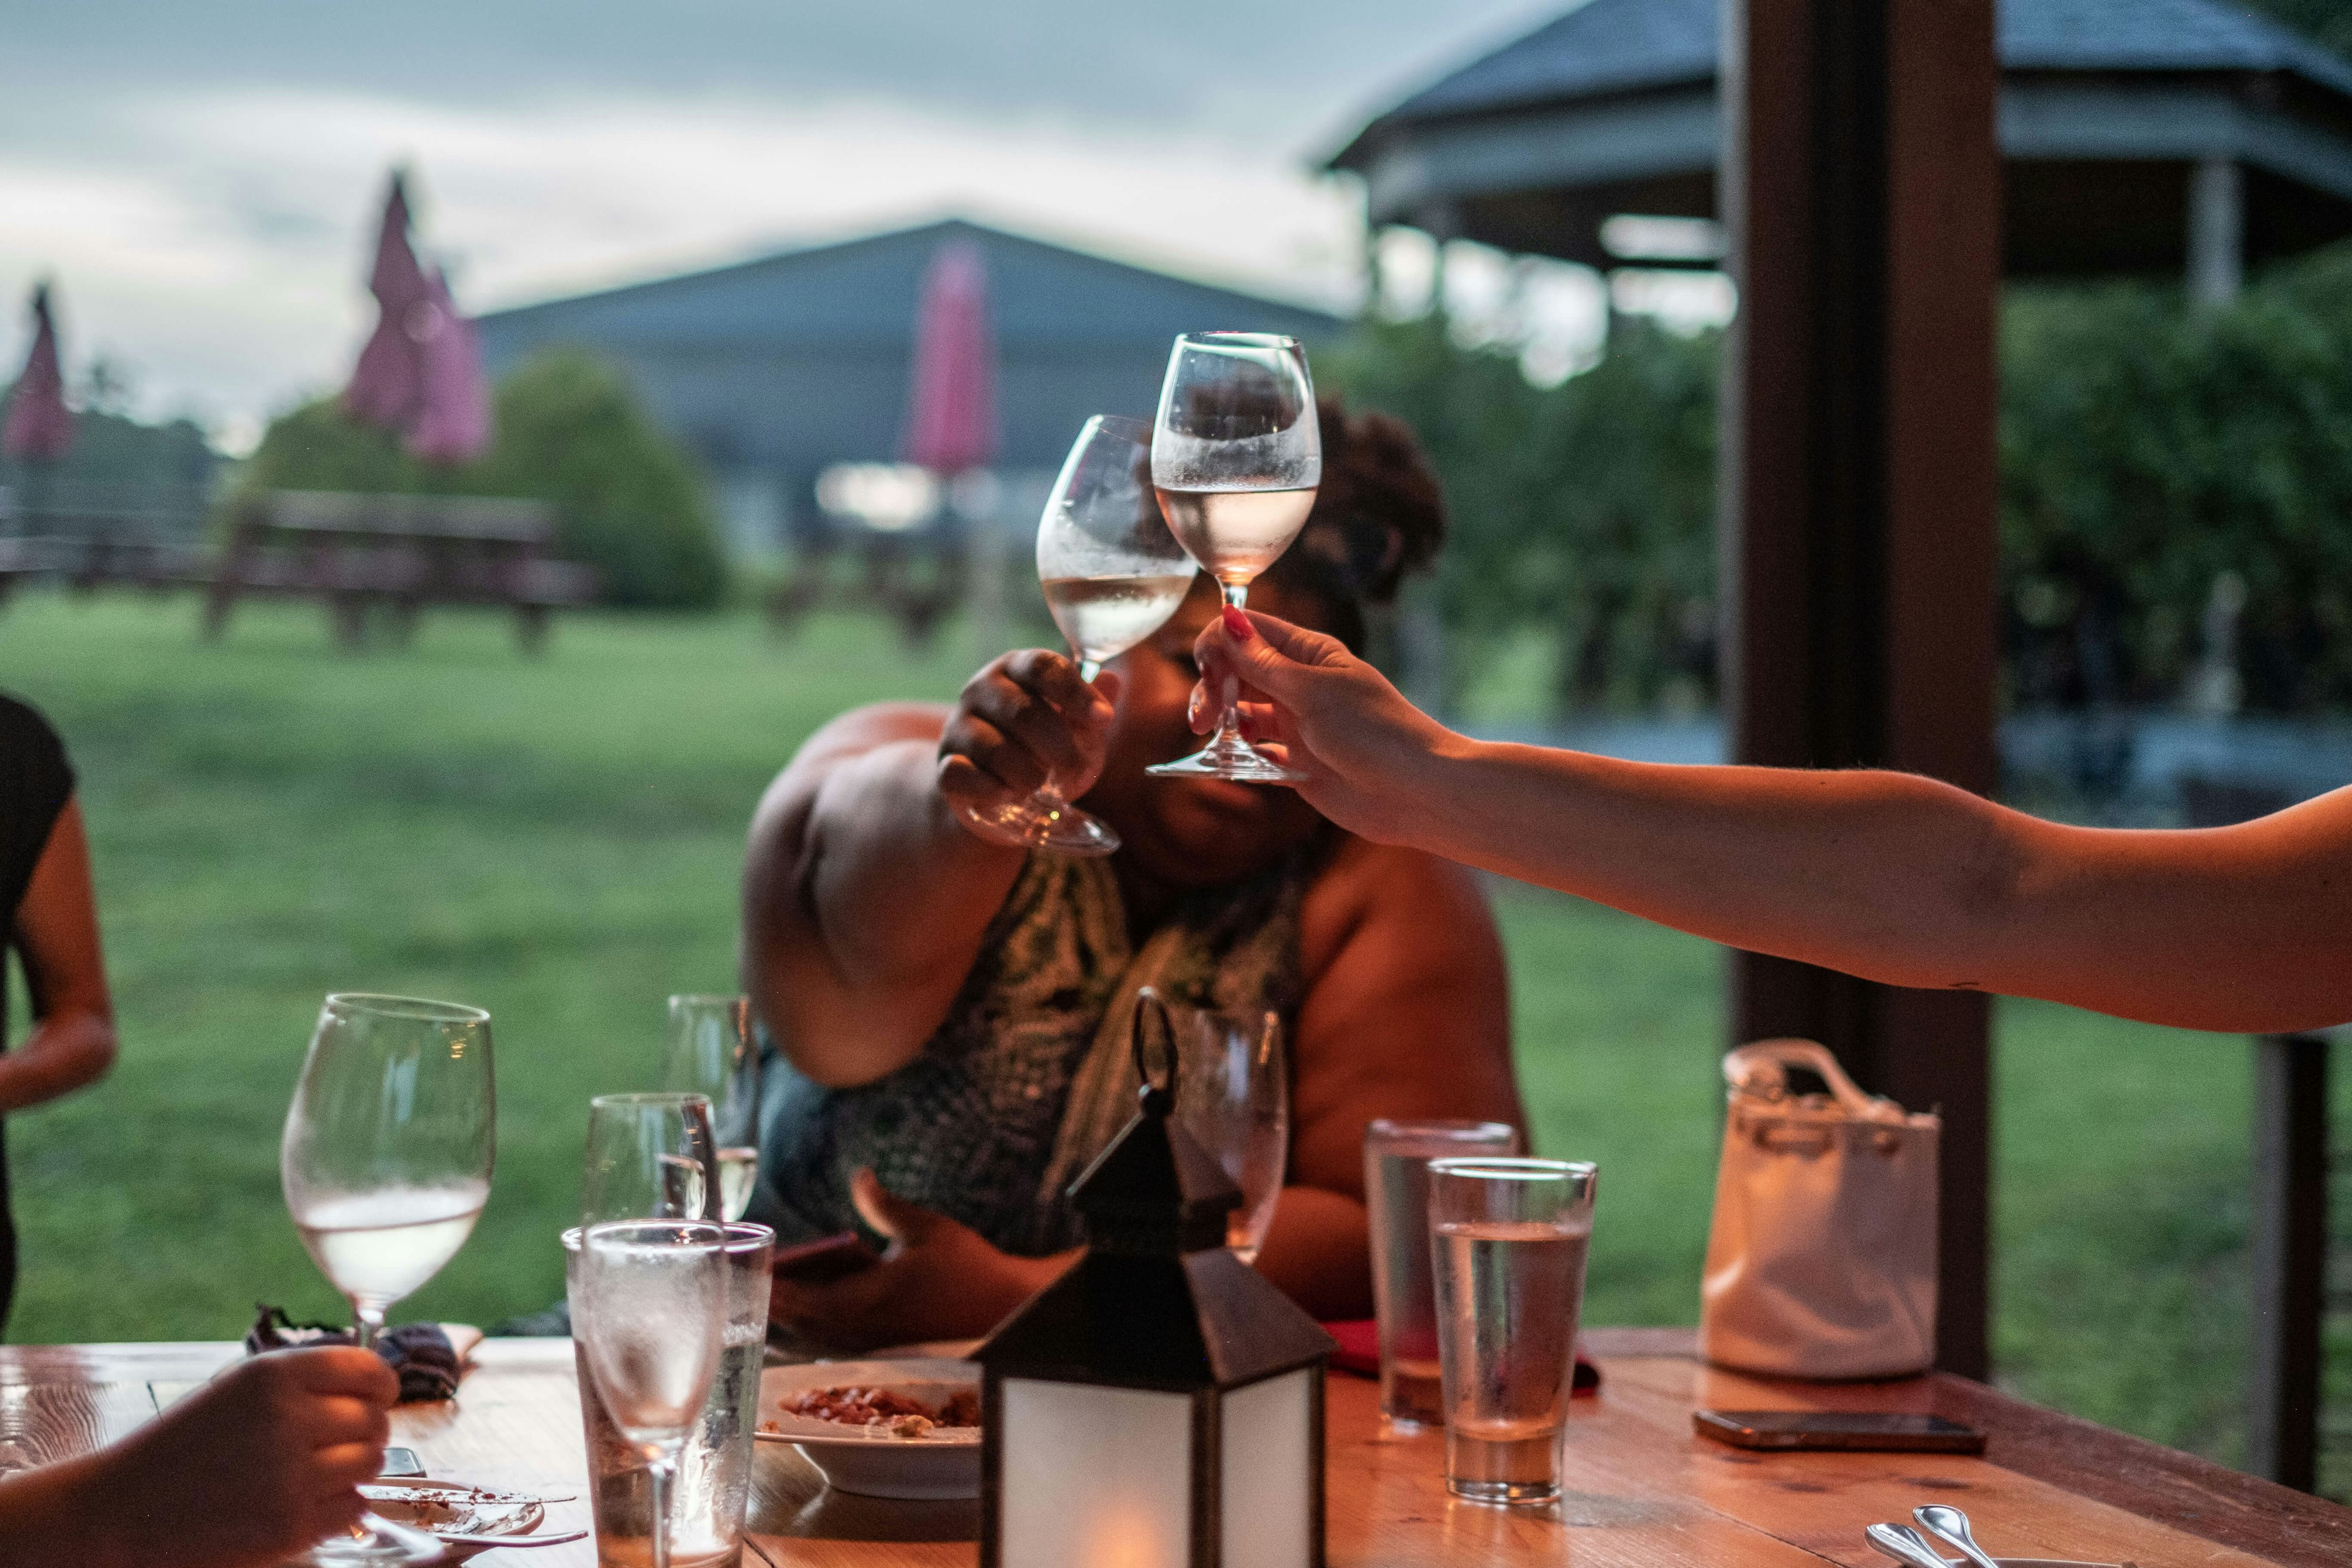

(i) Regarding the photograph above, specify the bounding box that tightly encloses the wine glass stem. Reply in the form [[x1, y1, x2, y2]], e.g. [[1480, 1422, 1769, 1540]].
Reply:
[[1216, 582, 1250, 739], [351, 1302, 386, 1354], [649, 1455, 676, 1568], [1027, 655, 1104, 816]]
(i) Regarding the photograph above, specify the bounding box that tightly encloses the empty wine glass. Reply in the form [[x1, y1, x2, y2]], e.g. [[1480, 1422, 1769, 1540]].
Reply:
[[582, 1091, 719, 1226], [957, 414, 1199, 856], [572, 1219, 728, 1568], [281, 993, 495, 1565], [1144, 333, 1321, 785], [657, 995, 759, 1219], [1165, 999, 1287, 1264]]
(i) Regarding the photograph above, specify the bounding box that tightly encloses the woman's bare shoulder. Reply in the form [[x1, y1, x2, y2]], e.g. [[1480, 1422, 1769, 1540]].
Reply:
[[1296, 832, 1498, 980]]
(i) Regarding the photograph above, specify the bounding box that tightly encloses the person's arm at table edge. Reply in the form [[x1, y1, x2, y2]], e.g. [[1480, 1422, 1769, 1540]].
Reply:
[[1200, 609, 2352, 1036], [0, 801, 115, 1114]]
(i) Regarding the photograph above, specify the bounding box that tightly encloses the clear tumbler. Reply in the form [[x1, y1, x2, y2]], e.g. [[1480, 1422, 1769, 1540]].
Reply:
[[1362, 1118, 1519, 1427], [1428, 1158, 1596, 1505], [568, 1221, 774, 1566]]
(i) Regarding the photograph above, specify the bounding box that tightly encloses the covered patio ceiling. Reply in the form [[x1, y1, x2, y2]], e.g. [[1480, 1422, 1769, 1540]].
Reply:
[[1327, 0, 2352, 284]]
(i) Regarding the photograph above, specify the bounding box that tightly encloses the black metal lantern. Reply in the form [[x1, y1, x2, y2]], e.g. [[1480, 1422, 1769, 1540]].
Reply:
[[974, 998, 1333, 1568]]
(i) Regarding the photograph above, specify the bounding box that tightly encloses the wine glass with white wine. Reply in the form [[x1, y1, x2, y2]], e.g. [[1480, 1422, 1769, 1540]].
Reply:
[[1144, 333, 1321, 784], [281, 993, 495, 1565], [956, 414, 1197, 856], [657, 995, 759, 1220]]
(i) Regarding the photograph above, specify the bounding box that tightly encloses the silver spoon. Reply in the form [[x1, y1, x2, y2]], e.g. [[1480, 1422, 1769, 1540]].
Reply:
[[1915, 1504, 2002, 1568], [1866, 1522, 1956, 1568]]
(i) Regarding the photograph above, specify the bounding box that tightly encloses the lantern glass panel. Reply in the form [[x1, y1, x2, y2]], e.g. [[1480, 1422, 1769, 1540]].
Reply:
[[1000, 1378, 1194, 1568], [1219, 1368, 1314, 1568]]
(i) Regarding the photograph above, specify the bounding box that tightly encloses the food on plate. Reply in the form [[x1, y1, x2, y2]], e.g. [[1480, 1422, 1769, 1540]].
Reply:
[[766, 1384, 981, 1439]]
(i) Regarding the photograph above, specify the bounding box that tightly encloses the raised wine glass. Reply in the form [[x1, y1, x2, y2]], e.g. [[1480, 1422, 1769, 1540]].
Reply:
[[582, 1091, 720, 1226], [281, 993, 495, 1565], [1144, 333, 1321, 784], [573, 1219, 728, 1568], [657, 995, 760, 1220], [956, 414, 1198, 856]]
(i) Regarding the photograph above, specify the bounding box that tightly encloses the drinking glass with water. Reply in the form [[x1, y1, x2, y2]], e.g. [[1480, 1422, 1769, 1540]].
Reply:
[[1362, 1119, 1520, 1427], [1427, 1157, 1597, 1505]]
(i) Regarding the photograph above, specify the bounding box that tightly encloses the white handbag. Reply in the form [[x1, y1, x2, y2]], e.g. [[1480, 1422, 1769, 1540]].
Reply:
[[1698, 1038, 1940, 1379]]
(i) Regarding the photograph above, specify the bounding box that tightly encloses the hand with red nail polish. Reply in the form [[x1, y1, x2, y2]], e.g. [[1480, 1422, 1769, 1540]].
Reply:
[[1189, 606, 1460, 845]]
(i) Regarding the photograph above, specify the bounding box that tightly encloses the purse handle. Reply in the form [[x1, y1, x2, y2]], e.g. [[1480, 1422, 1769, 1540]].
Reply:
[[1724, 1038, 1907, 1123]]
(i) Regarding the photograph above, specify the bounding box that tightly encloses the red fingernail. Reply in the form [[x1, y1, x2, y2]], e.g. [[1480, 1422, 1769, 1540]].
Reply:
[[1221, 606, 1253, 639]]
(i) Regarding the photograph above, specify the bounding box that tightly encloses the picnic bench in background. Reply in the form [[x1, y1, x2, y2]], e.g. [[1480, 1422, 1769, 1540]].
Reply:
[[206, 490, 598, 652]]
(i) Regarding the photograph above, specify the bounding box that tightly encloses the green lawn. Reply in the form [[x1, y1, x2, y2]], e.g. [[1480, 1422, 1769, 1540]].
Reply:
[[0, 592, 2337, 1490]]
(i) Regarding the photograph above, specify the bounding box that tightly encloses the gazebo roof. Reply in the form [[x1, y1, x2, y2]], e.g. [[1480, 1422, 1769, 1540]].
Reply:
[[1330, 0, 2352, 277]]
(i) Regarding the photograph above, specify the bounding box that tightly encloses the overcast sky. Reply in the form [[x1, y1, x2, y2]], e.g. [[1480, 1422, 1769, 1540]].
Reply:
[[0, 0, 1577, 445]]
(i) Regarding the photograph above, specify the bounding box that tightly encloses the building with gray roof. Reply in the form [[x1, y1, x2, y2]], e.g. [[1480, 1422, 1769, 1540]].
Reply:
[[474, 217, 1341, 558], [1329, 0, 2352, 301]]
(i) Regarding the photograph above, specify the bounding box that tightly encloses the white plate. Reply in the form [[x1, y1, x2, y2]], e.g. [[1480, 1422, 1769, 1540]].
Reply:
[[360, 1479, 546, 1548], [756, 1358, 981, 1500]]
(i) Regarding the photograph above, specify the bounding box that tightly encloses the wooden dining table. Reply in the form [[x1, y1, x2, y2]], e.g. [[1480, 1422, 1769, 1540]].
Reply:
[[7, 1329, 2346, 1567]]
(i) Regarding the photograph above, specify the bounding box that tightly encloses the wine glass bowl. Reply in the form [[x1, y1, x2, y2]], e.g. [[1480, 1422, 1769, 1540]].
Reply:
[[1144, 333, 1321, 785], [658, 995, 760, 1220], [281, 994, 495, 1341], [1168, 1003, 1287, 1264], [957, 413, 1198, 857], [581, 1091, 719, 1226]]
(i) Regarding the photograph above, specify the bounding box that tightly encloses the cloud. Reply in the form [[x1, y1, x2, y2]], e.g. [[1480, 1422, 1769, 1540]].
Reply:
[[1, 86, 1366, 435], [0, 1, 1578, 437]]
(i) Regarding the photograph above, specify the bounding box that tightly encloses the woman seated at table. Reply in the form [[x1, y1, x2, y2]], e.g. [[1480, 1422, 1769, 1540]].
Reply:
[[0, 1344, 396, 1568], [741, 402, 1523, 1349], [1183, 609, 2352, 1033], [1, 695, 119, 1331]]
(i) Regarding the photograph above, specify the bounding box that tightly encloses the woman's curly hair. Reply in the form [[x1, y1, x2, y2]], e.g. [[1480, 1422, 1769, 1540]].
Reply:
[[1260, 398, 1446, 650]]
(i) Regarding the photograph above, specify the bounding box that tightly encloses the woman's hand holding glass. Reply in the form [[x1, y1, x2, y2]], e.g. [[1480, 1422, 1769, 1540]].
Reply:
[[937, 649, 1121, 829], [1188, 606, 1458, 845]]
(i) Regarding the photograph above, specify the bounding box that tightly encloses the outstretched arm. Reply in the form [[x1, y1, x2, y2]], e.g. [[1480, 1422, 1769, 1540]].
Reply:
[[1194, 608, 2352, 1035], [742, 655, 1118, 1088]]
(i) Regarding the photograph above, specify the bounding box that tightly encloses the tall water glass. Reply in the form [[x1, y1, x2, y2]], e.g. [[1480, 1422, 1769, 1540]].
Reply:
[[282, 993, 495, 1566], [568, 1223, 772, 1568], [1168, 1003, 1286, 1264], [1428, 1158, 1597, 1505], [1145, 332, 1321, 784], [583, 1091, 719, 1226], [573, 1219, 729, 1568], [658, 996, 759, 1219], [1362, 1118, 1518, 1427]]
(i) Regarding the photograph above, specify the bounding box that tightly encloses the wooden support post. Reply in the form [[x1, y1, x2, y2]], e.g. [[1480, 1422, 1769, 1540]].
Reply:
[[1719, 0, 2002, 1377], [2248, 1031, 2329, 1492]]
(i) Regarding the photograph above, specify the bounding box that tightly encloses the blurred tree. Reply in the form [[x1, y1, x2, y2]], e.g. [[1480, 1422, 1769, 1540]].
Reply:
[[1336, 242, 2352, 719], [2237, 0, 2352, 62], [1324, 314, 1719, 715], [2002, 251, 2352, 711], [238, 349, 728, 609]]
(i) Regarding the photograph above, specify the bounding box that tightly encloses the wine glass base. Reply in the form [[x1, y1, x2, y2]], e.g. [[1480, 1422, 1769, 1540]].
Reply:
[[1147, 745, 1306, 786], [954, 797, 1121, 857]]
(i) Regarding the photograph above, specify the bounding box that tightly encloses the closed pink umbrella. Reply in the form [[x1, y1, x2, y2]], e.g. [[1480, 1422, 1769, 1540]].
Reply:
[[3, 282, 74, 464], [405, 267, 491, 465], [900, 240, 996, 474], [343, 170, 491, 466], [345, 171, 431, 431]]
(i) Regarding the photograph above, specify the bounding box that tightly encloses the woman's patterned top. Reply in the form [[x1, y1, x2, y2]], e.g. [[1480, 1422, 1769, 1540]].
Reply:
[[746, 845, 1311, 1256]]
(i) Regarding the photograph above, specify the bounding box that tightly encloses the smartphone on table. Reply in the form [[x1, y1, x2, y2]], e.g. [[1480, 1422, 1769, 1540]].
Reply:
[[1694, 1409, 1986, 1454]]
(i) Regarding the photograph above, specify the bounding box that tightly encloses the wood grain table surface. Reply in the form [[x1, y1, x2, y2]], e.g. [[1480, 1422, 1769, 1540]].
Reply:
[[4, 1329, 2344, 1566]]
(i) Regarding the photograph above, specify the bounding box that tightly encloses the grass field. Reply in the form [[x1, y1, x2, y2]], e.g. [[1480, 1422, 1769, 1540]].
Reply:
[[0, 592, 2340, 1490]]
